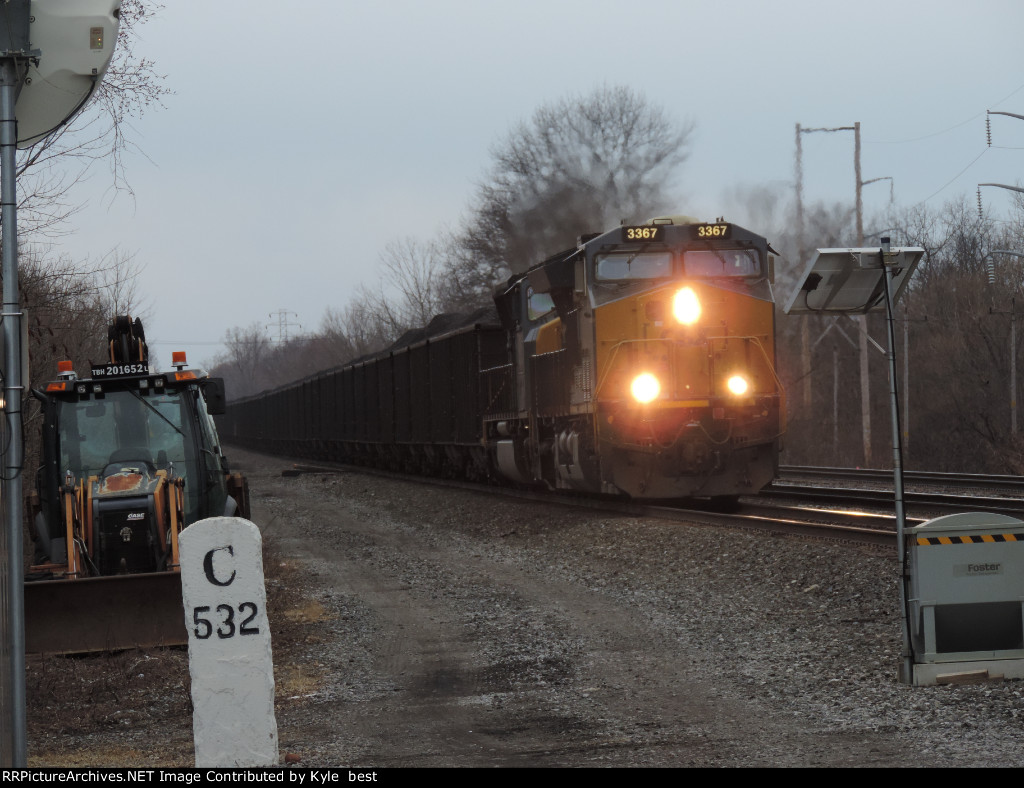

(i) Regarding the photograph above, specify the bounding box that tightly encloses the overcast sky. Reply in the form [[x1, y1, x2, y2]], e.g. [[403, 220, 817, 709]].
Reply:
[[49, 0, 1024, 371]]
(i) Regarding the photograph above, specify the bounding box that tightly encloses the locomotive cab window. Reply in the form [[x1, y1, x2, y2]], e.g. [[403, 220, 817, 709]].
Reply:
[[527, 288, 556, 321], [595, 251, 673, 281], [683, 249, 759, 278]]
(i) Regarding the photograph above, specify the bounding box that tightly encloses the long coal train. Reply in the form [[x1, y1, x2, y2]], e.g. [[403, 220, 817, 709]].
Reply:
[[219, 216, 785, 501]]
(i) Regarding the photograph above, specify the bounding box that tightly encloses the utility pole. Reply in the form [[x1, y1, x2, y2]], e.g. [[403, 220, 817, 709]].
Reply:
[[988, 251, 1024, 436], [980, 110, 1024, 438], [795, 125, 810, 411], [852, 125, 898, 468], [795, 123, 857, 413], [980, 111, 1024, 196], [796, 121, 889, 467]]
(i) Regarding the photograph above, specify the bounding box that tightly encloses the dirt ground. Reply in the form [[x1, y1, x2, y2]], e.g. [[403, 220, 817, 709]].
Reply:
[[24, 448, 1024, 768]]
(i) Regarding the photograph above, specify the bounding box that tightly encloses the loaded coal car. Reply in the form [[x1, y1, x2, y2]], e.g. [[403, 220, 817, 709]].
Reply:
[[222, 307, 507, 481], [221, 215, 785, 501]]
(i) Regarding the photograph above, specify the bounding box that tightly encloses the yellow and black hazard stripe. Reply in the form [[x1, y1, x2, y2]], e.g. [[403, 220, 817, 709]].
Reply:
[[916, 533, 1024, 546]]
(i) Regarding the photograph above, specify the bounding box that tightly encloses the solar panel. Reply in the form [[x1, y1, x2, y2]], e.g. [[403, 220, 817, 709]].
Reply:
[[783, 246, 925, 315]]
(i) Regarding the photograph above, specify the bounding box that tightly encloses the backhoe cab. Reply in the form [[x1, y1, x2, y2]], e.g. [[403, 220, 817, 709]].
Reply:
[[25, 316, 249, 654]]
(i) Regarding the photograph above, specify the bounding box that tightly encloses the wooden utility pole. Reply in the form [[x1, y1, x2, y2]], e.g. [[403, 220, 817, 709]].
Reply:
[[796, 122, 873, 464], [795, 124, 811, 410], [989, 251, 1024, 436]]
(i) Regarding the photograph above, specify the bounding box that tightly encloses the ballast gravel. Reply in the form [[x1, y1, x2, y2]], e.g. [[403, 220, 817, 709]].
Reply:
[[26, 449, 1024, 767]]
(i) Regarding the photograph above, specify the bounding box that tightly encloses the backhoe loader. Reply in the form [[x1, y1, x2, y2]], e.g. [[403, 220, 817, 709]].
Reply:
[[24, 316, 249, 653]]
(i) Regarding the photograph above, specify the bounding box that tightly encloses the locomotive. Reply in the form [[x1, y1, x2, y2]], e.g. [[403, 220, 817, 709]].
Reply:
[[220, 216, 785, 501]]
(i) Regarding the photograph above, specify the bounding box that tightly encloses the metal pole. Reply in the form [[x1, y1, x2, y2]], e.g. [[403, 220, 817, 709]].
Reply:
[[0, 57, 26, 766], [903, 305, 910, 460], [1012, 299, 1017, 436], [879, 239, 913, 681], [833, 345, 839, 462], [979, 182, 1024, 195], [988, 110, 1024, 122], [855, 122, 872, 468], [854, 122, 863, 242], [881, 246, 906, 533]]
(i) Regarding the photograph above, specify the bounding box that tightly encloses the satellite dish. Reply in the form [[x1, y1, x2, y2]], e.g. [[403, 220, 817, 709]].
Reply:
[[15, 0, 121, 149], [784, 246, 925, 315]]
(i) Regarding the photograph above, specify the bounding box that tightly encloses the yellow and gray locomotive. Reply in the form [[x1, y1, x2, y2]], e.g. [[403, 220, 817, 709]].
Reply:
[[485, 215, 784, 499], [221, 216, 784, 501]]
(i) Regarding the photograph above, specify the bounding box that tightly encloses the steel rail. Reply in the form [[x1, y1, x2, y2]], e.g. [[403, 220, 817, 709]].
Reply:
[[764, 481, 1024, 517], [286, 460, 900, 546], [779, 465, 1024, 492]]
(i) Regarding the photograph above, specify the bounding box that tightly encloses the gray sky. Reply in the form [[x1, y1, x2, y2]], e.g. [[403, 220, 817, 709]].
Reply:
[[55, 0, 1024, 371]]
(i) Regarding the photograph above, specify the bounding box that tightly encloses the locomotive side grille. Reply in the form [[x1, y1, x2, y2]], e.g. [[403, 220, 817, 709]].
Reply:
[[573, 359, 592, 403], [532, 350, 570, 416]]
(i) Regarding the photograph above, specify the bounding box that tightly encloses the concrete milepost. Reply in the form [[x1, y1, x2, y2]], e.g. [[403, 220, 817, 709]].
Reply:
[[180, 517, 278, 767]]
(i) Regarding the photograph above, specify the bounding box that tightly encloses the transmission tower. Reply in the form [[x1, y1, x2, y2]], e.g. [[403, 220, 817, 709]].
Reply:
[[267, 310, 301, 343]]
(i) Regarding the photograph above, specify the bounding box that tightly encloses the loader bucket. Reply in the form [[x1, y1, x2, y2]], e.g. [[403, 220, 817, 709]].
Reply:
[[24, 571, 187, 655]]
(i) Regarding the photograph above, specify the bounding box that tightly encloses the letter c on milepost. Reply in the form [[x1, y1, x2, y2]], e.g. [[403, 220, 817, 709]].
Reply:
[[203, 545, 237, 587]]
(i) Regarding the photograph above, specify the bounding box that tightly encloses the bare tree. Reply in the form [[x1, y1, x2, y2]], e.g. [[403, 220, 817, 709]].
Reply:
[[19, 246, 145, 367], [432, 225, 505, 313], [319, 303, 391, 363], [17, 247, 146, 480], [2, 0, 168, 391], [14, 1, 172, 202], [215, 324, 273, 399], [210, 299, 401, 399], [327, 236, 454, 352], [376, 236, 447, 328], [459, 84, 695, 282], [0, 1, 169, 268], [771, 194, 1024, 473], [4, 0, 167, 426]]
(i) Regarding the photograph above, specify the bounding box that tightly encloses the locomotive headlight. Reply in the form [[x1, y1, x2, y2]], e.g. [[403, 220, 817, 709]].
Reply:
[[726, 375, 749, 396], [672, 287, 701, 325], [631, 373, 661, 404]]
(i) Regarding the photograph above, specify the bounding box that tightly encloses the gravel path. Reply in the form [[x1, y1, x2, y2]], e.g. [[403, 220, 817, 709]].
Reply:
[[26, 448, 1024, 767]]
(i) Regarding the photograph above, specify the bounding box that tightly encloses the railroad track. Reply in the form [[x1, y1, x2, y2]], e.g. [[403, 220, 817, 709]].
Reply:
[[780, 465, 1024, 495], [286, 460, 926, 547], [770, 467, 1024, 519], [641, 500, 902, 547]]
